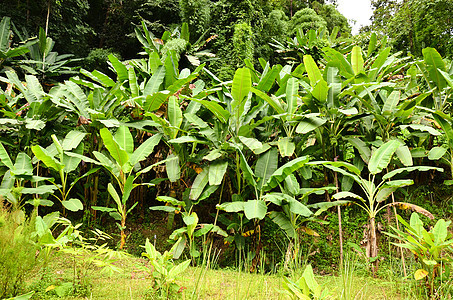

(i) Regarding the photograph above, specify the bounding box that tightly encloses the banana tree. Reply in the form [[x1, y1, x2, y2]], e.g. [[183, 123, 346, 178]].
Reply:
[[51, 58, 127, 127], [266, 178, 346, 269], [68, 126, 163, 249], [31, 130, 97, 213], [16, 27, 78, 82], [0, 142, 57, 209], [418, 62, 453, 183], [0, 70, 66, 154], [0, 16, 37, 72], [415, 47, 452, 111], [150, 196, 228, 262], [310, 140, 442, 275], [217, 145, 311, 234], [51, 54, 203, 214], [180, 63, 322, 202], [335, 46, 434, 167], [134, 21, 215, 71], [323, 45, 409, 86], [298, 52, 364, 266], [173, 65, 278, 203], [270, 27, 352, 65], [386, 213, 453, 297], [305, 46, 417, 265], [50, 61, 129, 214], [428, 111, 453, 184], [217, 145, 349, 268]]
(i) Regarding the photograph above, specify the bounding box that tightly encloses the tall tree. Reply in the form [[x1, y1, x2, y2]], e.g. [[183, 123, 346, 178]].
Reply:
[[314, 3, 350, 35], [180, 0, 211, 43], [371, 0, 453, 57], [208, 0, 265, 79], [289, 8, 327, 35], [268, 0, 337, 17]]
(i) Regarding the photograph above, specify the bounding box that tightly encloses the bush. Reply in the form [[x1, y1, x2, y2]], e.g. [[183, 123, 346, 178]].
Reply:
[[289, 8, 327, 36], [83, 48, 121, 73], [0, 204, 39, 298]]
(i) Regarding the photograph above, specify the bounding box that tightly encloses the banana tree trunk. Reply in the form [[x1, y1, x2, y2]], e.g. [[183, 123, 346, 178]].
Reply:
[[369, 216, 378, 277], [92, 174, 99, 215], [334, 170, 343, 269], [120, 217, 126, 250]]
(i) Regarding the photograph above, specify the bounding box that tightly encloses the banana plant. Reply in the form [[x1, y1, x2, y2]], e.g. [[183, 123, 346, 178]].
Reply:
[[205, 63, 332, 220], [0, 70, 66, 154], [305, 46, 416, 159], [298, 52, 365, 267], [333, 47, 435, 167], [52, 54, 203, 216], [141, 237, 191, 298], [214, 145, 314, 268], [0, 142, 56, 209], [51, 60, 127, 127], [167, 66, 267, 204], [50, 63, 131, 213], [150, 196, 227, 261], [279, 264, 331, 300], [249, 61, 328, 154], [323, 45, 409, 85], [266, 176, 346, 267], [178, 63, 319, 203], [134, 21, 215, 71], [15, 27, 78, 82], [426, 111, 453, 184], [422, 68, 453, 184], [270, 27, 351, 65], [59, 50, 201, 127], [305, 47, 421, 268], [230, 63, 326, 200], [346, 85, 435, 171], [31, 130, 97, 213], [0, 16, 36, 72], [68, 126, 163, 249], [310, 140, 442, 276], [345, 48, 450, 169], [386, 213, 453, 297], [127, 23, 207, 116], [415, 47, 452, 111], [146, 82, 221, 209], [217, 146, 312, 221]]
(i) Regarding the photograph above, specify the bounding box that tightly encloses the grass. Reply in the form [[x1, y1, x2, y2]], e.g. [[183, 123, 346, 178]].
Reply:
[[23, 252, 416, 300]]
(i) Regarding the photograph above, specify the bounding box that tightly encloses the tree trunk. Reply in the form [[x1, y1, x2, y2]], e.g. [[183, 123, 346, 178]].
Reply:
[[391, 193, 407, 277], [45, 0, 51, 36], [120, 217, 126, 249], [99, 5, 112, 48], [334, 170, 343, 269], [369, 217, 378, 277]]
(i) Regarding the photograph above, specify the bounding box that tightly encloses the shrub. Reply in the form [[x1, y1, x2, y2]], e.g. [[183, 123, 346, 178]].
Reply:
[[83, 48, 121, 73], [0, 204, 39, 298], [387, 213, 453, 297]]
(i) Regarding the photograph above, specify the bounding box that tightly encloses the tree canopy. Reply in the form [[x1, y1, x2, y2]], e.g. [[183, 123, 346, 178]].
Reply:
[[371, 0, 453, 57]]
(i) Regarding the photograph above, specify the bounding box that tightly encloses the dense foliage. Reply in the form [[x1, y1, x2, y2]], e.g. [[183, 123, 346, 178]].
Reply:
[[370, 0, 453, 57], [1, 1, 453, 298], [0, 0, 351, 76]]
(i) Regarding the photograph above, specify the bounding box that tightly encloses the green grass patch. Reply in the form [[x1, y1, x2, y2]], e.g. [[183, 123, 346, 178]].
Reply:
[[24, 252, 413, 299]]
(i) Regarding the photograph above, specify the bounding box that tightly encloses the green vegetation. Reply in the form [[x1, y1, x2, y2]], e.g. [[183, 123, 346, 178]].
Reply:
[[0, 205, 37, 299], [1, 1, 453, 299]]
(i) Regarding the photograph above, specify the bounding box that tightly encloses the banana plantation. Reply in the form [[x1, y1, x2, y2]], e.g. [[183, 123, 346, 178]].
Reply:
[[1, 2, 453, 299]]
